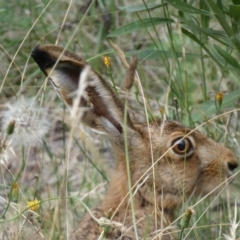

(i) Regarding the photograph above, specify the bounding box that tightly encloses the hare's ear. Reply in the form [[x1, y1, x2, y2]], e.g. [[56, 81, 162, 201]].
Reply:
[[31, 44, 134, 136]]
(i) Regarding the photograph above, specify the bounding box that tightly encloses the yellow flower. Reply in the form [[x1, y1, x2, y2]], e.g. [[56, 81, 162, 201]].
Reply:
[[12, 182, 19, 193], [103, 56, 111, 68], [12, 181, 19, 203], [27, 199, 40, 212], [216, 92, 223, 105]]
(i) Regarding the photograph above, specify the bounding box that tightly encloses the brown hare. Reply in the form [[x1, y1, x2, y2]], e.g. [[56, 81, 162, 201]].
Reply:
[[31, 44, 238, 240]]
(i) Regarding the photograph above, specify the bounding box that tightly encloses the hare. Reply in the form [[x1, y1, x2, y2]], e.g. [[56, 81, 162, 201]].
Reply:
[[31, 44, 238, 240]]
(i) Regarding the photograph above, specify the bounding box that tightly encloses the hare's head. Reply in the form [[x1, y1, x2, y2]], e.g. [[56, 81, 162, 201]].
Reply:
[[131, 120, 238, 210], [32, 44, 238, 212]]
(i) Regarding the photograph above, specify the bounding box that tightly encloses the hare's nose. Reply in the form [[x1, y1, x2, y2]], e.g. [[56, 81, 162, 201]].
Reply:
[[228, 162, 238, 172]]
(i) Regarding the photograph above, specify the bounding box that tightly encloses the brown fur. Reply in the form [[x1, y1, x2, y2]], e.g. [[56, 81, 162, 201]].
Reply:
[[31, 45, 238, 239]]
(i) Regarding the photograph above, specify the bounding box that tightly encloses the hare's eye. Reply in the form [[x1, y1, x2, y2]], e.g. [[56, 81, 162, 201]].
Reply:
[[172, 137, 193, 155]]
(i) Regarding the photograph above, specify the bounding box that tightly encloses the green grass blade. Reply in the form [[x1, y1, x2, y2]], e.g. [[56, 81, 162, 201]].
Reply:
[[118, 3, 164, 12], [107, 18, 174, 37], [125, 49, 200, 60], [165, 0, 212, 15], [214, 44, 240, 69]]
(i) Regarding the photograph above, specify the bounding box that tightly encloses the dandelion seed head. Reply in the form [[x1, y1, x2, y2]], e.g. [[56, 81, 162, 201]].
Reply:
[[1, 96, 50, 147]]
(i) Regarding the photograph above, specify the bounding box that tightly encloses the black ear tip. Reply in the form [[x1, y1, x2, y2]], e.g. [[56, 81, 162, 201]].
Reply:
[[31, 45, 42, 62], [31, 45, 55, 71]]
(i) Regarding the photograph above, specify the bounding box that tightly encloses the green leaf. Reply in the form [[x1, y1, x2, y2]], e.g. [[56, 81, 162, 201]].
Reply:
[[198, 28, 230, 46], [200, 0, 211, 29], [229, 5, 240, 22], [108, 18, 174, 37], [199, 0, 211, 43], [189, 88, 240, 123], [125, 49, 200, 60], [229, 5, 240, 35], [183, 20, 232, 47], [181, 28, 226, 68], [232, 0, 240, 4], [216, 0, 224, 13], [214, 44, 240, 69], [164, 0, 212, 15], [119, 3, 164, 12]]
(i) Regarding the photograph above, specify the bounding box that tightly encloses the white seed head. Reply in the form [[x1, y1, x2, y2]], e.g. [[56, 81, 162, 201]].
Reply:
[[223, 202, 240, 240], [1, 96, 50, 147], [0, 135, 15, 164]]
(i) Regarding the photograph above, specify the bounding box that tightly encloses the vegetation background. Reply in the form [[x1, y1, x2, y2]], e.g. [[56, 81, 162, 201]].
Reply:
[[0, 0, 240, 239]]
